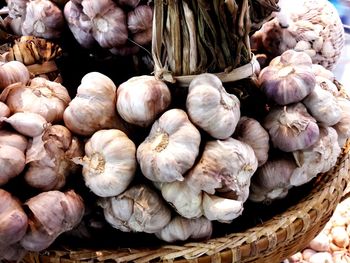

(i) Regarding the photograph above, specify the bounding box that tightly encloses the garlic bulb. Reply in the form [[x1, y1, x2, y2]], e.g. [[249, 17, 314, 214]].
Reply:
[[116, 0, 140, 8], [291, 126, 340, 186], [74, 129, 136, 197], [137, 109, 201, 183], [25, 125, 83, 191], [7, 0, 29, 18], [127, 5, 153, 45], [0, 243, 26, 261], [333, 97, 350, 148], [20, 190, 84, 252], [0, 189, 28, 247], [1, 112, 48, 137], [249, 157, 297, 203], [116, 75, 171, 127], [234, 116, 270, 166], [264, 103, 319, 152], [2, 77, 71, 123], [64, 72, 127, 136], [155, 216, 212, 243], [22, 0, 65, 39], [187, 138, 258, 202], [202, 194, 244, 223], [81, 0, 128, 48], [64, 1, 95, 49], [0, 130, 27, 186], [158, 180, 203, 219], [186, 73, 240, 139], [316, 76, 339, 97], [258, 50, 316, 105], [303, 85, 342, 126], [312, 64, 335, 81], [0, 61, 30, 90], [99, 184, 171, 233]]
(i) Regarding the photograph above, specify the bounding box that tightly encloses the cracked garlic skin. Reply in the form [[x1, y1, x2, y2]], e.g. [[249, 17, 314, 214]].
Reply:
[[0, 130, 27, 186], [249, 157, 297, 203], [117, 75, 171, 127], [99, 184, 171, 233], [0, 61, 30, 90], [155, 216, 212, 243], [2, 77, 71, 123], [234, 116, 270, 167], [137, 109, 201, 183], [25, 125, 83, 191], [264, 103, 320, 152], [64, 72, 127, 136], [186, 73, 240, 139], [259, 50, 316, 105], [187, 138, 258, 203], [22, 0, 65, 39], [0, 189, 28, 247], [291, 126, 340, 186], [21, 190, 84, 252], [75, 129, 136, 197]]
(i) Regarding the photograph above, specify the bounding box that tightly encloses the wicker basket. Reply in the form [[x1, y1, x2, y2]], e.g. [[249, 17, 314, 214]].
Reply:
[[21, 140, 350, 263]]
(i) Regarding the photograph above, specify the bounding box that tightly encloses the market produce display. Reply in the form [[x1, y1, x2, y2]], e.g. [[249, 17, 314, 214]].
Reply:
[[0, 0, 349, 262]]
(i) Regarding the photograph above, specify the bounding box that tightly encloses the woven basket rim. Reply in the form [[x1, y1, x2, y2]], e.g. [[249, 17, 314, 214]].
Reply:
[[22, 140, 350, 263]]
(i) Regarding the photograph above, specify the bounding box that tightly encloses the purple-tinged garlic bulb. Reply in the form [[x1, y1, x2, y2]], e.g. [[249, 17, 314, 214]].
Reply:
[[264, 103, 319, 152], [137, 109, 201, 183], [186, 73, 240, 139], [99, 184, 171, 233], [127, 5, 153, 45]]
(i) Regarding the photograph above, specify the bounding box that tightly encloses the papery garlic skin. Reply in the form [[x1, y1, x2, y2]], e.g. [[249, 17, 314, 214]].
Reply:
[[25, 125, 83, 191], [76, 129, 136, 197], [187, 138, 258, 202], [312, 64, 335, 81], [155, 216, 212, 243], [0, 61, 30, 90], [264, 103, 319, 152], [64, 72, 126, 136], [117, 75, 171, 127], [0, 130, 28, 152], [2, 78, 71, 123], [249, 157, 297, 203], [186, 73, 240, 139], [259, 50, 316, 105], [127, 5, 153, 45], [99, 184, 171, 233], [291, 126, 340, 186], [20, 190, 84, 252], [316, 76, 339, 96], [82, 0, 128, 48], [333, 97, 350, 147], [234, 116, 270, 167], [0, 189, 28, 247], [137, 109, 201, 183], [22, 0, 65, 39], [1, 112, 48, 137], [7, 0, 29, 18], [303, 85, 342, 126], [0, 102, 10, 119]]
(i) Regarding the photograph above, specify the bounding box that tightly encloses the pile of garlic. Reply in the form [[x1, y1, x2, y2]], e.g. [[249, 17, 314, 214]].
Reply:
[[284, 198, 350, 263]]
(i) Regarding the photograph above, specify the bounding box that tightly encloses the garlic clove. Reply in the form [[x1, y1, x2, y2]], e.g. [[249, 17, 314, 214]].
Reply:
[[137, 109, 201, 183], [1, 112, 48, 137]]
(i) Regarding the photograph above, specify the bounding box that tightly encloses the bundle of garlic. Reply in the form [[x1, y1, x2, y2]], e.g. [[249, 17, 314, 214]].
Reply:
[[5, 0, 65, 39], [251, 0, 345, 69], [20, 190, 84, 252], [64, 0, 153, 56], [24, 125, 83, 191]]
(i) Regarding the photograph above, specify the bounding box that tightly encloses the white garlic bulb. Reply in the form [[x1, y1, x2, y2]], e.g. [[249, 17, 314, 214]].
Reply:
[[291, 126, 340, 186], [99, 184, 171, 233], [74, 129, 136, 197], [312, 64, 335, 81], [127, 5, 153, 46], [2, 77, 71, 123], [137, 109, 201, 183], [316, 76, 339, 96], [64, 72, 127, 136], [0, 61, 30, 90], [155, 216, 212, 243], [22, 0, 65, 39], [234, 116, 270, 166], [333, 97, 350, 147], [186, 73, 240, 139], [303, 85, 342, 126], [249, 157, 297, 203], [264, 103, 320, 152], [25, 125, 83, 191], [117, 75, 171, 127]]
